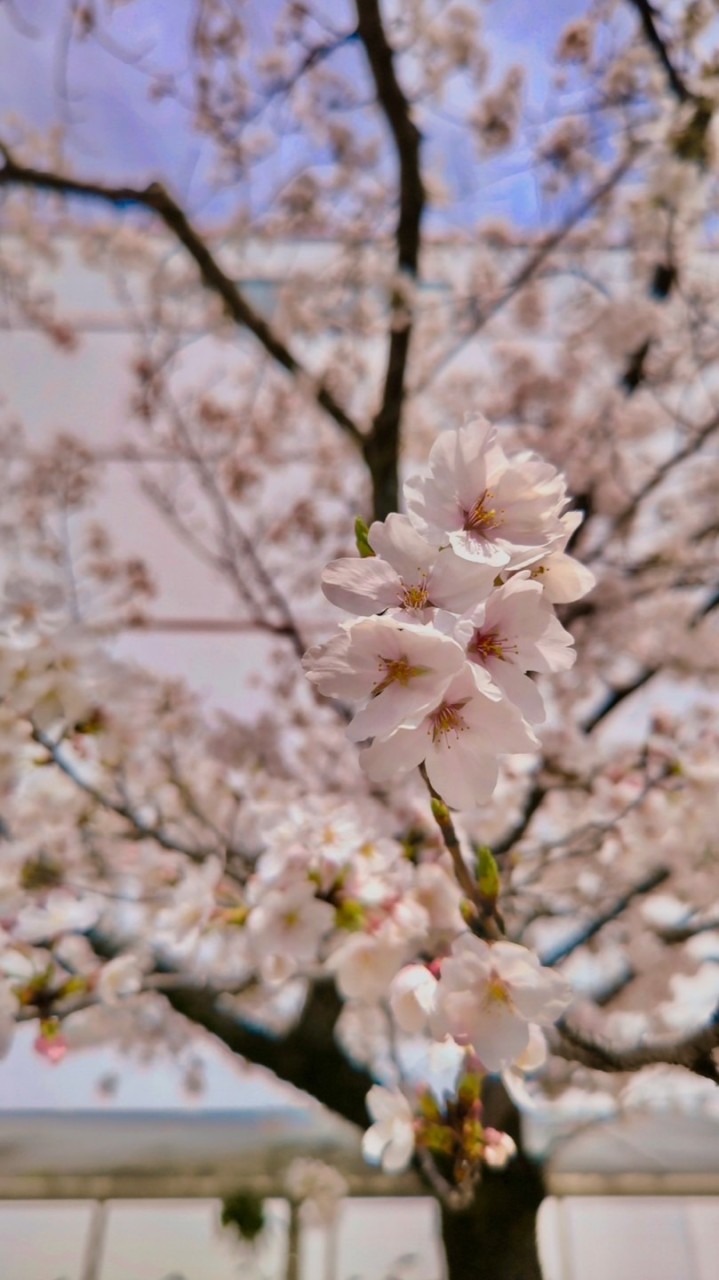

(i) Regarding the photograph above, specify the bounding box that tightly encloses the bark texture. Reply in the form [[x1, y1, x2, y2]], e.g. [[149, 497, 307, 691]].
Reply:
[[440, 1081, 545, 1280]]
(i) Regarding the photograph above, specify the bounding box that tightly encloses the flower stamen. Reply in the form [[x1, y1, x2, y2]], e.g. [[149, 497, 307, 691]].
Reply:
[[428, 699, 470, 744], [462, 491, 500, 534], [469, 629, 517, 663], [400, 579, 430, 610], [372, 655, 429, 697]]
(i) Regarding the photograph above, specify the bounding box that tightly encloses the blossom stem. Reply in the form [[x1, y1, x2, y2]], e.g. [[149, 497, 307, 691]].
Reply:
[[420, 765, 503, 941]]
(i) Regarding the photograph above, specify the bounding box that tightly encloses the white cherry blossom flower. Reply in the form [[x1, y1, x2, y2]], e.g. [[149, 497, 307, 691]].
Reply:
[[13, 890, 101, 944], [362, 1085, 416, 1173], [430, 934, 572, 1071], [658, 964, 719, 1032], [389, 963, 439, 1033], [248, 883, 335, 983], [304, 615, 466, 743], [404, 420, 567, 570], [411, 861, 465, 934], [327, 927, 410, 1003], [96, 955, 143, 1004], [322, 513, 494, 618], [155, 861, 222, 952], [360, 667, 537, 810]]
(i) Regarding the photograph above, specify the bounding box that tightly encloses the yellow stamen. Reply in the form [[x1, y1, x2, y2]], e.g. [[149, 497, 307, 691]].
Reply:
[[372, 655, 429, 697], [486, 976, 510, 1005], [401, 580, 430, 610], [463, 491, 500, 533], [429, 699, 470, 744], [470, 629, 505, 662]]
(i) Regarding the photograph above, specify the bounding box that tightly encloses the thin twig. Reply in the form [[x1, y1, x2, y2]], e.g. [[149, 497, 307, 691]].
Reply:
[[0, 142, 364, 449]]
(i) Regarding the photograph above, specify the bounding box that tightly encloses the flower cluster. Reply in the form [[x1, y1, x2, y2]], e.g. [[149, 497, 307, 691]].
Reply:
[[362, 1075, 519, 1184], [391, 935, 571, 1074], [305, 417, 593, 810]]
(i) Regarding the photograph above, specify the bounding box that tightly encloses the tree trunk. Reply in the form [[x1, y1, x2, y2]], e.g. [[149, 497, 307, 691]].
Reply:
[[440, 1081, 545, 1280], [440, 1169, 544, 1280]]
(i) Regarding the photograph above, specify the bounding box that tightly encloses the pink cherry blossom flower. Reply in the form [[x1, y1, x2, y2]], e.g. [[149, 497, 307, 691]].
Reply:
[[430, 934, 572, 1071], [34, 1022, 69, 1065], [528, 511, 596, 603], [304, 615, 466, 743], [404, 420, 567, 569], [456, 573, 576, 723], [360, 667, 537, 810], [361, 1085, 416, 1172], [322, 513, 494, 618], [483, 1128, 517, 1168]]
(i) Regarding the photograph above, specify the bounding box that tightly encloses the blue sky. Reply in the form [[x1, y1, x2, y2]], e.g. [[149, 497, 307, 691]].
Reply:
[[0, 0, 594, 230]]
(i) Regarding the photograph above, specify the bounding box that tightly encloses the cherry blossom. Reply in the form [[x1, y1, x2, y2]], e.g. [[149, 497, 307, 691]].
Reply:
[[404, 420, 567, 570], [304, 615, 467, 744], [528, 512, 596, 604], [13, 890, 101, 945], [361, 1085, 416, 1173], [322, 513, 495, 618], [247, 883, 336, 984], [390, 963, 439, 1035], [430, 935, 573, 1072], [360, 667, 537, 810], [455, 573, 576, 723]]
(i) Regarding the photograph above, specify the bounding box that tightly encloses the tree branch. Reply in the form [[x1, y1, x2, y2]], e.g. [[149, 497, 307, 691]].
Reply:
[[355, 0, 425, 520], [539, 865, 669, 967], [582, 580, 719, 732], [165, 978, 373, 1129], [0, 142, 364, 450], [555, 1005, 719, 1082], [414, 149, 638, 396], [625, 0, 692, 104], [31, 725, 219, 863]]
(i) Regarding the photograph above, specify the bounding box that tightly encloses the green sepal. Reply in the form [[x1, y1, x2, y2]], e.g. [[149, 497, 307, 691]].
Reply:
[[335, 898, 366, 931], [457, 1071, 483, 1110], [354, 517, 375, 558], [422, 1122, 456, 1156], [476, 844, 500, 903], [417, 1089, 443, 1122], [431, 796, 450, 824]]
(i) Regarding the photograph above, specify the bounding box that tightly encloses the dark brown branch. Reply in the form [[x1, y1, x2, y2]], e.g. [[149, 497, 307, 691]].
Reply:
[[582, 579, 719, 732], [555, 1005, 719, 1083], [0, 142, 364, 450], [581, 664, 655, 734], [586, 410, 719, 564], [626, 0, 692, 103], [539, 865, 669, 967], [493, 780, 547, 859], [117, 615, 303, 636], [355, 0, 425, 520], [420, 765, 503, 939], [165, 978, 373, 1129]]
